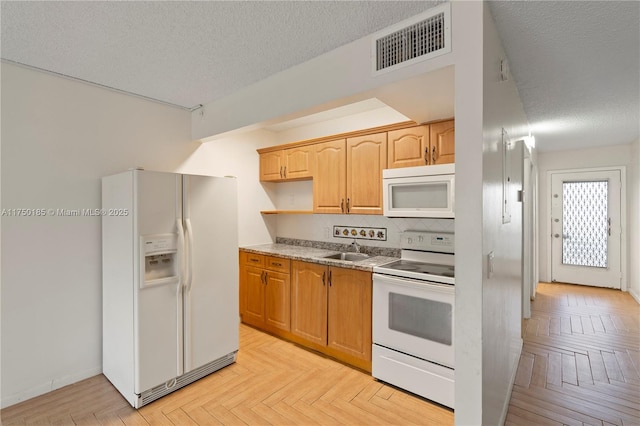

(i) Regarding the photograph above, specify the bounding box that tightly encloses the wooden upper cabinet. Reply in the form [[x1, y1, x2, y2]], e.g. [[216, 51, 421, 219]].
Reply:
[[283, 146, 314, 179], [346, 133, 387, 215], [313, 139, 346, 214], [387, 121, 454, 168], [259, 151, 285, 182], [259, 145, 314, 182], [430, 120, 455, 165], [313, 134, 386, 215], [387, 125, 430, 168]]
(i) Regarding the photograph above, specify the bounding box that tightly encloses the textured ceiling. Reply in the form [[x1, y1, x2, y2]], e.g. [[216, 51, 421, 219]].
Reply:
[[1, 1, 638, 151], [0, 1, 438, 109], [489, 1, 639, 151]]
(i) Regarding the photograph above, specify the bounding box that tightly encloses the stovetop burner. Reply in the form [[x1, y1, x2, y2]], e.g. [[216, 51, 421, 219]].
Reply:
[[373, 231, 455, 285], [376, 259, 455, 281]]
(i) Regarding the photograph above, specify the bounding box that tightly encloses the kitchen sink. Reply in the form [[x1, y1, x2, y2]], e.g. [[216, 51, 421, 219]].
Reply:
[[323, 252, 370, 262]]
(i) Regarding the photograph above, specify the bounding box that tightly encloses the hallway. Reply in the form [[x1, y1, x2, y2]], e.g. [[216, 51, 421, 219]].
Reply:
[[506, 282, 640, 425]]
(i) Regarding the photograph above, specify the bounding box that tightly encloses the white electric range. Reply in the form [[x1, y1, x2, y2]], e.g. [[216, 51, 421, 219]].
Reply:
[[372, 231, 455, 409]]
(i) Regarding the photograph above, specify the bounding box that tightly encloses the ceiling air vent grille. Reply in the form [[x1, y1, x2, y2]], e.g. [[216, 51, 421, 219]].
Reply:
[[373, 3, 451, 74]]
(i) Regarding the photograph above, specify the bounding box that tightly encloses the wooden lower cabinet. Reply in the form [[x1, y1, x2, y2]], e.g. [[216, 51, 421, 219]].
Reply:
[[291, 260, 372, 371], [291, 262, 327, 346], [326, 267, 372, 364], [239, 251, 290, 333]]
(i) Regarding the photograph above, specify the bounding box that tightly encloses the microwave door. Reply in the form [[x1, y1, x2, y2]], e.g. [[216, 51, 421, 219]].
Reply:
[[383, 175, 454, 218]]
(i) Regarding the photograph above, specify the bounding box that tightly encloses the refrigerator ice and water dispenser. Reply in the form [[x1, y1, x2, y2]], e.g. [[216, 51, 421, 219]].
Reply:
[[142, 234, 178, 287]]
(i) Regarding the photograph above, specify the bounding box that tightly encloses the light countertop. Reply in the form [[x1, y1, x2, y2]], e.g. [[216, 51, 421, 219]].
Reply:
[[240, 243, 398, 272]]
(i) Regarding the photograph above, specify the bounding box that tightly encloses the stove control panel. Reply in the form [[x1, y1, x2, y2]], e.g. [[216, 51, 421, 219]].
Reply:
[[401, 231, 454, 253]]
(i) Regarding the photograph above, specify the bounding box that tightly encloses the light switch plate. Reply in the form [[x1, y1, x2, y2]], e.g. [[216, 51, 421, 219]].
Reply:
[[488, 251, 495, 279]]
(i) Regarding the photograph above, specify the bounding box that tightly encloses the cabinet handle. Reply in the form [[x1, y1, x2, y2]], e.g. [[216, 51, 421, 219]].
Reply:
[[283, 166, 287, 178], [328, 270, 332, 287], [340, 198, 345, 213], [322, 271, 326, 286], [250, 258, 260, 263], [263, 272, 268, 285], [346, 198, 350, 214], [424, 147, 429, 164], [432, 146, 437, 164], [279, 166, 283, 178], [272, 262, 282, 267]]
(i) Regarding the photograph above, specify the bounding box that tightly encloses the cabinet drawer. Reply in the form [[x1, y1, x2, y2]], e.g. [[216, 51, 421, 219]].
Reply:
[[242, 252, 265, 267], [266, 256, 290, 273]]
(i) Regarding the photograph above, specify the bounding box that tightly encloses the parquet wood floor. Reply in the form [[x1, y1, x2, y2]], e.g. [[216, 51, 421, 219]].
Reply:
[[4, 282, 637, 425], [1, 325, 453, 425], [506, 282, 640, 426]]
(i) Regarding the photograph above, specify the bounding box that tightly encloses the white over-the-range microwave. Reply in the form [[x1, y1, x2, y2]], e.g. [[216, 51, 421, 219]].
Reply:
[[382, 163, 455, 218]]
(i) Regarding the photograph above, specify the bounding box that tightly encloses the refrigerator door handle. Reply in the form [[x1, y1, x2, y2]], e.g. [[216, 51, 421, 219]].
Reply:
[[184, 218, 194, 291], [175, 219, 185, 376]]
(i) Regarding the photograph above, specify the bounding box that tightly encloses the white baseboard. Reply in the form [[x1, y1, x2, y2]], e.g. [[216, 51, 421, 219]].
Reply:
[[629, 288, 640, 305], [1, 366, 102, 409], [499, 337, 523, 425]]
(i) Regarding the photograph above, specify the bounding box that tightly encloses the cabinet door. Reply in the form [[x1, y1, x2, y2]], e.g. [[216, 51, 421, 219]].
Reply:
[[387, 125, 429, 168], [346, 133, 387, 215], [327, 268, 372, 362], [430, 120, 455, 165], [264, 270, 290, 331], [291, 261, 327, 345], [313, 139, 346, 214], [242, 265, 266, 327], [283, 146, 314, 180], [259, 151, 284, 181]]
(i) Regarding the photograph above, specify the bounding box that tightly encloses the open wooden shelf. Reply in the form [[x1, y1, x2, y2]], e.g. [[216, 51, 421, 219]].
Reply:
[[260, 210, 314, 215]]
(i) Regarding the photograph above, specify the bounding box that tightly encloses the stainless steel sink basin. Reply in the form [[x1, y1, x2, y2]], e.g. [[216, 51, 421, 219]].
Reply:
[[323, 252, 370, 262]]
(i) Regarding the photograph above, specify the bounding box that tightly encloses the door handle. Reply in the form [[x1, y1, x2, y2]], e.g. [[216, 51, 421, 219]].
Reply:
[[554, 234, 560, 238], [608, 217, 611, 236]]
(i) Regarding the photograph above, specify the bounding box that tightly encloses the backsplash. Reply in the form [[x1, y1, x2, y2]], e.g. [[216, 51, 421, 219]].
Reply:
[[332, 225, 387, 241], [275, 214, 454, 249]]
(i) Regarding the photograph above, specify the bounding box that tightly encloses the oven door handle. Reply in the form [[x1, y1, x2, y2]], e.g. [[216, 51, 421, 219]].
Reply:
[[373, 273, 455, 295]]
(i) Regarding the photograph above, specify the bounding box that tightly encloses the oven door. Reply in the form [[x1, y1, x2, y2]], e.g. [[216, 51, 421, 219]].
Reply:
[[373, 273, 454, 368]]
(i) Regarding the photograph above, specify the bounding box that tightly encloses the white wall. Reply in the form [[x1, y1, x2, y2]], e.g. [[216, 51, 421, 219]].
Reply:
[[176, 130, 279, 246], [0, 63, 194, 407], [626, 139, 639, 301], [480, 4, 530, 425], [537, 144, 634, 285]]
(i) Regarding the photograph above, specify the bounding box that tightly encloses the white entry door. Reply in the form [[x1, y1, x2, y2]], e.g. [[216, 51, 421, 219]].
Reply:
[[550, 170, 621, 289]]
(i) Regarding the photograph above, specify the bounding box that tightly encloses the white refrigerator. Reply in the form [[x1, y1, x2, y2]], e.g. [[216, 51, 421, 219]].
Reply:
[[102, 169, 238, 408]]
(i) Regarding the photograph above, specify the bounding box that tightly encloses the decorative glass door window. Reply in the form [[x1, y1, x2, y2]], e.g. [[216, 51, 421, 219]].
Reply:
[[562, 180, 608, 268]]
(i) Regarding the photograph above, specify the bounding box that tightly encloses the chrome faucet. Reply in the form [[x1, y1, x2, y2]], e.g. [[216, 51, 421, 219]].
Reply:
[[351, 239, 361, 253]]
